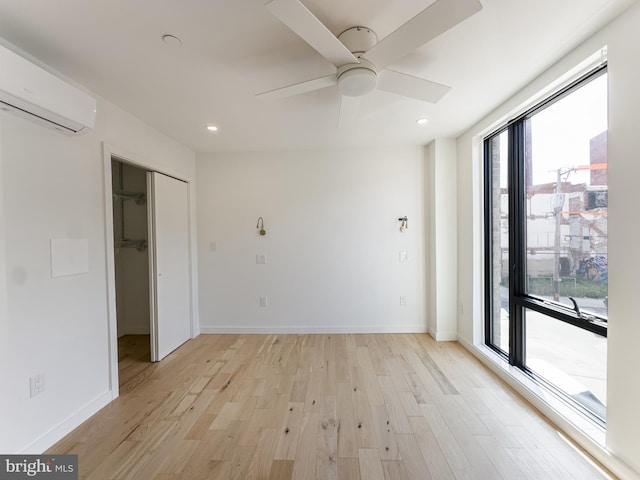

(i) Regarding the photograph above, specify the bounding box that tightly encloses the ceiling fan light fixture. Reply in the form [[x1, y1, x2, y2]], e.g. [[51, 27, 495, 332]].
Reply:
[[337, 61, 377, 97], [338, 68, 377, 97]]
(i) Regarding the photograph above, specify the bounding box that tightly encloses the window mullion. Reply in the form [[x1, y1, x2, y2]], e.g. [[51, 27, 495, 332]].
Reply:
[[508, 121, 526, 367], [483, 138, 494, 347]]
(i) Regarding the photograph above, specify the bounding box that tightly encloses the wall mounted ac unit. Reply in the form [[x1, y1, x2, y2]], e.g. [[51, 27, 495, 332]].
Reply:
[[0, 43, 96, 135]]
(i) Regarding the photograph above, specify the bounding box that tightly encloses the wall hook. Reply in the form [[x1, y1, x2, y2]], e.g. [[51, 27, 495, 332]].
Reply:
[[256, 217, 266, 236], [399, 216, 408, 232]]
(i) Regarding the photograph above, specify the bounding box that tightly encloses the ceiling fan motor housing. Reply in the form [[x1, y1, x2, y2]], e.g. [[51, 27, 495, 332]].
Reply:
[[337, 26, 378, 56], [336, 27, 379, 97]]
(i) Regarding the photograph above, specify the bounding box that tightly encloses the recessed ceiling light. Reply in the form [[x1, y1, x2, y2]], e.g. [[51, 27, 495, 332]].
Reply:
[[206, 125, 219, 132], [161, 34, 182, 48], [416, 117, 429, 125]]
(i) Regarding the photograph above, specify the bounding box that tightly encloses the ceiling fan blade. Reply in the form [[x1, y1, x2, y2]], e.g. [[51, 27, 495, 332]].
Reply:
[[363, 0, 482, 70], [378, 69, 451, 103], [338, 95, 362, 128], [265, 0, 359, 67], [257, 74, 337, 99]]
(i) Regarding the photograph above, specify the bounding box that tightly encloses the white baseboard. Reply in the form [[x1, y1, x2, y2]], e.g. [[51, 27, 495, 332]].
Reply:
[[429, 329, 458, 341], [20, 390, 112, 454], [199, 324, 428, 334]]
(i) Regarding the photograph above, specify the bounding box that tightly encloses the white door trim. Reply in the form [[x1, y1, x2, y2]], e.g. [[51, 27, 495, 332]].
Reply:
[[102, 142, 198, 400], [147, 172, 159, 362]]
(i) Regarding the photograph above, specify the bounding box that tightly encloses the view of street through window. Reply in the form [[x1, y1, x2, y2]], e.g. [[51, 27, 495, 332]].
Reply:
[[490, 72, 608, 418]]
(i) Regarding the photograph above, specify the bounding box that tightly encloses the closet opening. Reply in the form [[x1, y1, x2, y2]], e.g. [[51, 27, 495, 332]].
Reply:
[[111, 158, 152, 389]]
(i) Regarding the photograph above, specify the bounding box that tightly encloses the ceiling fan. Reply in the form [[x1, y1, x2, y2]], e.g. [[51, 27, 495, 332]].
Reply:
[[258, 0, 482, 126]]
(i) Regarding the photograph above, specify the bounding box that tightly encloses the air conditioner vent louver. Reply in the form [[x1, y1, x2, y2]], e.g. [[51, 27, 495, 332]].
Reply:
[[0, 43, 96, 135]]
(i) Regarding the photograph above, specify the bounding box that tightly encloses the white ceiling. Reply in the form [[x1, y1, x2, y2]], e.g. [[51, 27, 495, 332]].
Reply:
[[0, 0, 635, 152]]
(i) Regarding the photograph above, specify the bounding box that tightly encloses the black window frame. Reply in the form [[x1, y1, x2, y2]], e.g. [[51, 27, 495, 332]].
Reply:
[[483, 64, 608, 419]]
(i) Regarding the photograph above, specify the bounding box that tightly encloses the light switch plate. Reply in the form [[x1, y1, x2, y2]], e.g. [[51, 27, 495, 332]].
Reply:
[[256, 254, 266, 264], [399, 251, 409, 262]]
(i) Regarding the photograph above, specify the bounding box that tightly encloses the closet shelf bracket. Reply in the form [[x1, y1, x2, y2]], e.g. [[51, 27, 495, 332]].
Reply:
[[113, 190, 146, 205], [117, 239, 147, 252]]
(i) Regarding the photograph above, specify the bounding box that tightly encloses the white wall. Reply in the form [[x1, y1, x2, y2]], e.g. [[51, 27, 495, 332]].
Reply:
[[456, 3, 640, 478], [604, 4, 640, 475], [197, 147, 427, 333], [0, 106, 10, 445], [427, 139, 458, 341], [0, 46, 196, 453]]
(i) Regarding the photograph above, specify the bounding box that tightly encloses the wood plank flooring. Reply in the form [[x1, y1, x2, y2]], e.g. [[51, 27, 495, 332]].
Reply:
[[48, 334, 614, 479]]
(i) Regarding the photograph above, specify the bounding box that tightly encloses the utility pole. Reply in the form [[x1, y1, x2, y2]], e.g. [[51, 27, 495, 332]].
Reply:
[[553, 168, 563, 302]]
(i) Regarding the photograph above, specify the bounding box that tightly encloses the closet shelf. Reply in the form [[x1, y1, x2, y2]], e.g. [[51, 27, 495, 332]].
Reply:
[[113, 190, 146, 205], [117, 239, 147, 252]]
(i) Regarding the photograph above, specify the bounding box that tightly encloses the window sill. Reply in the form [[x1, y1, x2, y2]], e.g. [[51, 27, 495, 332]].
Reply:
[[464, 339, 604, 440], [457, 338, 620, 473]]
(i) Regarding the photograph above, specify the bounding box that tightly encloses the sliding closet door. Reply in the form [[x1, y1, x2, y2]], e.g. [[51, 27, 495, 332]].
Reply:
[[148, 172, 191, 361]]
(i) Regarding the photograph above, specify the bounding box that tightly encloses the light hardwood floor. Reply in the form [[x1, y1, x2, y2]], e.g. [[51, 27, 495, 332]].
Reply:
[[48, 334, 614, 479]]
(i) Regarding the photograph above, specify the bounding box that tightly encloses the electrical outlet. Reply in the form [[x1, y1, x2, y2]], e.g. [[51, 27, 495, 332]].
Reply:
[[30, 373, 45, 397], [209, 241, 217, 252], [256, 253, 266, 264], [259, 296, 268, 307], [399, 251, 409, 262], [400, 296, 407, 306]]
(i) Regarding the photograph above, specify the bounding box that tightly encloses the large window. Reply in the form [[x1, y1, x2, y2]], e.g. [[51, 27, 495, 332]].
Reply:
[[484, 66, 608, 423]]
